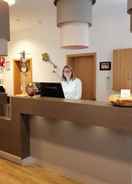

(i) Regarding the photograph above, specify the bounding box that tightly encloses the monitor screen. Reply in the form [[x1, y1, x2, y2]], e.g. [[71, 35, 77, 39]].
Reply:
[[35, 82, 64, 98]]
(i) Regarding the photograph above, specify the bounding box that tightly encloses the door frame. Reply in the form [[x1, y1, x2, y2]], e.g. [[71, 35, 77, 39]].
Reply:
[[66, 53, 96, 100]]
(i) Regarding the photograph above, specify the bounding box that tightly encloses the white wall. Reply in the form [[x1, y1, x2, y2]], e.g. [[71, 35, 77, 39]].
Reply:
[[8, 0, 132, 101]]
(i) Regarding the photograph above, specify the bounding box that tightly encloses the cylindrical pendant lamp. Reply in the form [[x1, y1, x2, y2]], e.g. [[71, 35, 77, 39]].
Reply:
[[0, 1, 10, 56], [127, 0, 132, 32], [54, 0, 96, 49], [60, 22, 90, 49]]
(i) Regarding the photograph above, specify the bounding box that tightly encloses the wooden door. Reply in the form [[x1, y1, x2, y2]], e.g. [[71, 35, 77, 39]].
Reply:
[[13, 59, 32, 95], [113, 49, 132, 91], [67, 53, 96, 100]]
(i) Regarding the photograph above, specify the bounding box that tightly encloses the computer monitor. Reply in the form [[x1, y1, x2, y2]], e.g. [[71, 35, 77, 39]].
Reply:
[[35, 82, 65, 98]]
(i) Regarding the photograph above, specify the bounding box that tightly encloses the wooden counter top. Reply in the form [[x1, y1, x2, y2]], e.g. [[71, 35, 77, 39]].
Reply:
[[12, 96, 132, 129], [0, 96, 132, 160], [14, 95, 110, 106]]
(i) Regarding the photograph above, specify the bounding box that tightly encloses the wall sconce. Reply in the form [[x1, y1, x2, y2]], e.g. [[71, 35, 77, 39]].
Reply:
[[42, 53, 58, 72]]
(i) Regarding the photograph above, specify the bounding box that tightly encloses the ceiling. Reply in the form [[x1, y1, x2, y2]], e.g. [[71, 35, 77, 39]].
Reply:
[[9, 0, 127, 32]]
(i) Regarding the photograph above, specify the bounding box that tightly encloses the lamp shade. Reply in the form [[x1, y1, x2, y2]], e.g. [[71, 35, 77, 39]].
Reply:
[[0, 1, 10, 55], [127, 0, 132, 14], [0, 39, 8, 56], [54, 0, 96, 49], [60, 23, 89, 49], [127, 0, 132, 32]]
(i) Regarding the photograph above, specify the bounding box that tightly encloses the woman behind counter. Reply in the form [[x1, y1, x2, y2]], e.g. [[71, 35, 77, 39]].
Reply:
[[61, 65, 82, 100]]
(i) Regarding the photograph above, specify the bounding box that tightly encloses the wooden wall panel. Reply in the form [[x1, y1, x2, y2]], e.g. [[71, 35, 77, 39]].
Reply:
[[113, 48, 132, 91]]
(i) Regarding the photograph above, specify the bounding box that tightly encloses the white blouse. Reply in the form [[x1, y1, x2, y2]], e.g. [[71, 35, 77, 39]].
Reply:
[[61, 78, 82, 100]]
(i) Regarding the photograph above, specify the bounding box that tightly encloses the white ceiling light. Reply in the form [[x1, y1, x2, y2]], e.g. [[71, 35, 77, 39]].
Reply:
[[3, 0, 16, 6], [54, 0, 96, 50]]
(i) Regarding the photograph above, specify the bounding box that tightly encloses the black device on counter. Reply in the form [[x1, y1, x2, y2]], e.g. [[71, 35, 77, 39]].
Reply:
[[35, 82, 64, 98], [0, 86, 5, 93]]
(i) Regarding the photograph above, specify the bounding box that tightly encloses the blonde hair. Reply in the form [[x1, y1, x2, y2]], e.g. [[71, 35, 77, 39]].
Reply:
[[62, 65, 75, 81]]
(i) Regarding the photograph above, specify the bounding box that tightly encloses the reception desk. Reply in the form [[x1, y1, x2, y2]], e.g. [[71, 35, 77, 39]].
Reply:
[[0, 96, 132, 160]]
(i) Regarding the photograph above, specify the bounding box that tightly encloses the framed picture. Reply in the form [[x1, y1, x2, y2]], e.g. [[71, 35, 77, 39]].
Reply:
[[100, 62, 111, 71]]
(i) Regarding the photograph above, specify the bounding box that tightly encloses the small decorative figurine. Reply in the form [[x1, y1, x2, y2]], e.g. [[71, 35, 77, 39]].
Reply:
[[26, 83, 36, 97]]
